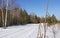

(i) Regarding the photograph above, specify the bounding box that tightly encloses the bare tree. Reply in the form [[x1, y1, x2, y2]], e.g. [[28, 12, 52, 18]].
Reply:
[[52, 18, 57, 38], [52, 25, 56, 38], [4, 0, 8, 28], [37, 23, 43, 38], [43, 16, 47, 38], [0, 0, 5, 27], [44, 0, 49, 38], [0, 0, 15, 28]]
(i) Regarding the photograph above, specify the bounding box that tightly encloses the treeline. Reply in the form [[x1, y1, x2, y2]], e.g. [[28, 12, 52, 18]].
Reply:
[[0, 7, 60, 27], [0, 7, 41, 27], [41, 14, 58, 24], [0, 0, 41, 27]]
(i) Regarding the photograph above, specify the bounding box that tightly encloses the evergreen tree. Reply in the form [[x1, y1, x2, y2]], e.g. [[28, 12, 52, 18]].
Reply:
[[21, 10, 29, 24], [51, 14, 57, 24]]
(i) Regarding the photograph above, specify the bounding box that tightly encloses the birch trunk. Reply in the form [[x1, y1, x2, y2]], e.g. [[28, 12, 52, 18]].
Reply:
[[44, 23, 46, 38], [37, 23, 42, 38], [4, 0, 8, 28]]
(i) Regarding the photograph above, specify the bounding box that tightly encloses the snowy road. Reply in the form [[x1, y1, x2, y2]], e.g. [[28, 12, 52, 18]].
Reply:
[[0, 24, 38, 38], [0, 24, 60, 38]]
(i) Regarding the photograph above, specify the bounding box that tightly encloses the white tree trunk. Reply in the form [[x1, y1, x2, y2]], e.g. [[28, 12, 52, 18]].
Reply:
[[4, 0, 8, 28], [44, 23, 47, 38], [52, 25, 56, 38], [37, 23, 42, 38]]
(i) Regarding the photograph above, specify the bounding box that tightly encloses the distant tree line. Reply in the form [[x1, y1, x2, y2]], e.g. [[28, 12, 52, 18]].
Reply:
[[0, 7, 41, 27], [0, 0, 60, 27], [0, 6, 60, 27]]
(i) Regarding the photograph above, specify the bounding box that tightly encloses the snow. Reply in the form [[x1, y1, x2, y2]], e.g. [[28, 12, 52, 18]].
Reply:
[[0, 24, 60, 38]]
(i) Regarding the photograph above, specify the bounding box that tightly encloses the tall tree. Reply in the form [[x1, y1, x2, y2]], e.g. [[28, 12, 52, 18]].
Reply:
[[0, 0, 15, 28]]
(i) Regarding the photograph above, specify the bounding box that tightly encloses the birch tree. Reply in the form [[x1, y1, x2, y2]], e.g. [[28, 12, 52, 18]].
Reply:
[[44, 0, 49, 38], [52, 17, 57, 38], [37, 24, 43, 38], [4, 0, 8, 28], [0, 0, 15, 28], [5, 0, 15, 28]]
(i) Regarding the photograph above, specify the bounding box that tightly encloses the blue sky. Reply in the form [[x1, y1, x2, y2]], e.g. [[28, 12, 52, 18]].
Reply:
[[16, 0, 60, 20]]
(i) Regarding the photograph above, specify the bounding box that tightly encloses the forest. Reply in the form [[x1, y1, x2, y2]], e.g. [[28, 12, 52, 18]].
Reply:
[[0, 0, 60, 27]]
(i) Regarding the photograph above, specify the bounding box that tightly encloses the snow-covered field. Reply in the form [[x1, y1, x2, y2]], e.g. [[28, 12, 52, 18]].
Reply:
[[0, 24, 60, 38]]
